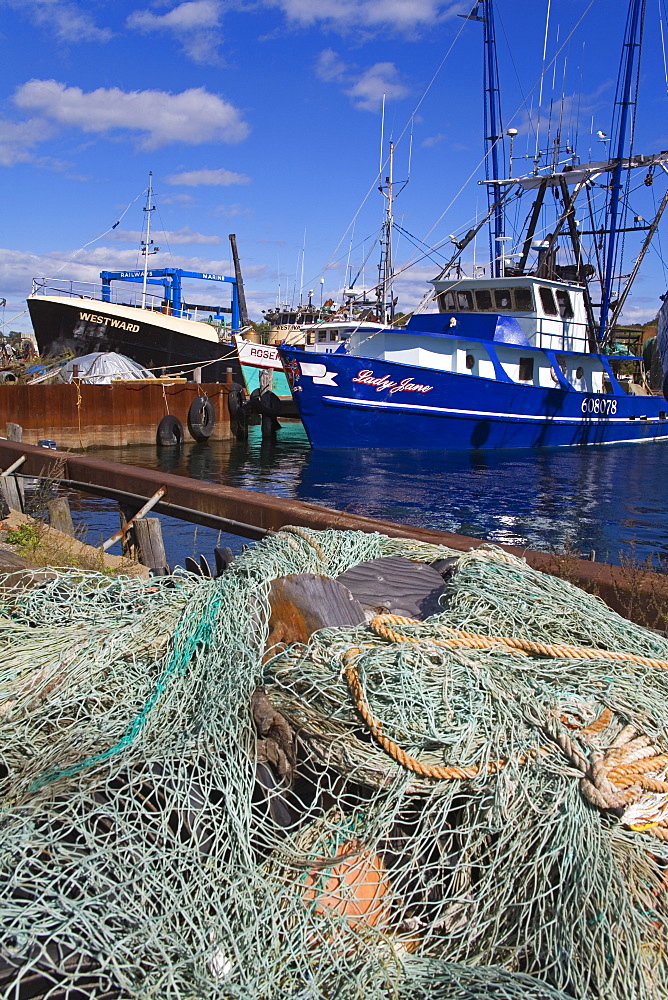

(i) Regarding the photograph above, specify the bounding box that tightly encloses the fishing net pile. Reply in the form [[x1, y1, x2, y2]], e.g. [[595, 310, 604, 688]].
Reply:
[[2, 528, 668, 999]]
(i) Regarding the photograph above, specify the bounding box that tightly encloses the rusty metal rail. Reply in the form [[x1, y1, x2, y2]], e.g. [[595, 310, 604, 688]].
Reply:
[[1, 438, 666, 629]]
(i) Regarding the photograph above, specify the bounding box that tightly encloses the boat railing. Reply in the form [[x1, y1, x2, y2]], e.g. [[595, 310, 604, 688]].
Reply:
[[30, 278, 166, 312]]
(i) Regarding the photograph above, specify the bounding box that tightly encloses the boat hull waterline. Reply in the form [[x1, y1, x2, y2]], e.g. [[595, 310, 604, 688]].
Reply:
[[280, 347, 668, 449]]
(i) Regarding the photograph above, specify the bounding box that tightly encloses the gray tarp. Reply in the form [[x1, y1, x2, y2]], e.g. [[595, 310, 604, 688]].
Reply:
[[60, 352, 155, 384]]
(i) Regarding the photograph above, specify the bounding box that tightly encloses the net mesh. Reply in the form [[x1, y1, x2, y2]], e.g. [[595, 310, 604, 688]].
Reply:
[[1, 531, 667, 999]]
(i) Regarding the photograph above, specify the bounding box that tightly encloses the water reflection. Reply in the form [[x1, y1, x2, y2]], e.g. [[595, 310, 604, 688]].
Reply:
[[86, 427, 668, 568]]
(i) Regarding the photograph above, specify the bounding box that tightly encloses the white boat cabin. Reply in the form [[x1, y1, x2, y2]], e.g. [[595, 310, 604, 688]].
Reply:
[[432, 275, 589, 353], [278, 320, 386, 352], [346, 276, 611, 394]]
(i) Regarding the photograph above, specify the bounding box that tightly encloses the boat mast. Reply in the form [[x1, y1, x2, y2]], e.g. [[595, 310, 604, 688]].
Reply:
[[462, 2, 504, 276], [598, 0, 646, 342], [141, 171, 156, 310], [483, 0, 504, 277], [377, 141, 395, 324]]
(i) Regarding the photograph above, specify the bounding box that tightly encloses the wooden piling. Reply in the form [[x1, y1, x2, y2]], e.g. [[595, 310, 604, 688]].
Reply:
[[135, 517, 168, 574], [259, 370, 274, 393], [47, 498, 75, 536], [0, 477, 23, 512]]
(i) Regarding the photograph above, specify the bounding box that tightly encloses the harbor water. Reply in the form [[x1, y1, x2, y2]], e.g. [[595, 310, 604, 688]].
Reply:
[[70, 423, 668, 572]]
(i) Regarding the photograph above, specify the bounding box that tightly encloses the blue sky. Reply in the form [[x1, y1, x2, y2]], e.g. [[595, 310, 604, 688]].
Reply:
[[1, 0, 667, 335]]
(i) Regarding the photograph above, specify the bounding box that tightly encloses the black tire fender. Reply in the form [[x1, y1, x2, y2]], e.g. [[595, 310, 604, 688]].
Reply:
[[187, 396, 216, 442], [227, 383, 246, 419], [156, 414, 184, 447]]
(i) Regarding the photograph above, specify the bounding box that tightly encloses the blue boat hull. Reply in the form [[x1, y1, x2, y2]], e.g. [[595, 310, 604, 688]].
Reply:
[[280, 347, 668, 449]]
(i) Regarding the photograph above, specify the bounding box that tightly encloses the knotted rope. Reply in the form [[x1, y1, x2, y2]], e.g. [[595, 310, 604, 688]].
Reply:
[[342, 617, 668, 840]]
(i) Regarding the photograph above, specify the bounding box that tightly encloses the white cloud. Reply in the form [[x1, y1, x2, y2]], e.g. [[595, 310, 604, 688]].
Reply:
[[0, 117, 53, 167], [392, 264, 440, 312], [213, 203, 251, 218], [316, 50, 408, 111], [127, 1, 223, 64], [617, 299, 661, 325], [160, 192, 195, 205], [0, 245, 268, 331], [13, 80, 249, 150], [264, 0, 455, 31], [109, 226, 222, 245], [346, 62, 408, 111], [166, 167, 250, 186], [315, 49, 347, 83], [4, 0, 112, 43]]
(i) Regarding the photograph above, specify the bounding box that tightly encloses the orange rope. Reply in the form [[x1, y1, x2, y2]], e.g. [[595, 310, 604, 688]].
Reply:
[[342, 647, 544, 781], [369, 614, 668, 671]]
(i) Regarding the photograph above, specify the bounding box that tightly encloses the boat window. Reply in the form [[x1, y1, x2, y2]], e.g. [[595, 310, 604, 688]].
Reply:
[[575, 366, 584, 379], [465, 354, 475, 370], [555, 290, 574, 318], [307, 332, 315, 345], [457, 290, 474, 310], [317, 330, 328, 342], [494, 289, 513, 311], [330, 331, 339, 341], [539, 287, 558, 315], [439, 291, 457, 310], [512, 287, 534, 311], [551, 355, 568, 383], [519, 357, 534, 381], [475, 289, 493, 310]]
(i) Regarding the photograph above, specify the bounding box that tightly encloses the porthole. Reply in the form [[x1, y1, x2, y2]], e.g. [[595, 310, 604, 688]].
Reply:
[[466, 354, 475, 370], [575, 366, 584, 379]]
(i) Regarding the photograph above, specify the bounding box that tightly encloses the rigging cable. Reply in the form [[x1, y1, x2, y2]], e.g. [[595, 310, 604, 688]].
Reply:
[[392, 0, 598, 285], [52, 185, 147, 277], [660, 0, 668, 95], [301, 15, 472, 295]]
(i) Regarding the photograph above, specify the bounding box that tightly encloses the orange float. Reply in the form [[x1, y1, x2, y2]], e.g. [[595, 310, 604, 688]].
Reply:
[[302, 841, 390, 929]]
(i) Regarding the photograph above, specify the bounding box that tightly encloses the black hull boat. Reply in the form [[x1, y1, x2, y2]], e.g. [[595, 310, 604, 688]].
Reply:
[[28, 293, 244, 385], [28, 174, 247, 385]]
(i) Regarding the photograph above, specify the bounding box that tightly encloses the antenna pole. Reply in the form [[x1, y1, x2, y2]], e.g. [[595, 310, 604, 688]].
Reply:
[[378, 140, 395, 324], [379, 95, 385, 181], [141, 171, 155, 310], [300, 229, 306, 307]]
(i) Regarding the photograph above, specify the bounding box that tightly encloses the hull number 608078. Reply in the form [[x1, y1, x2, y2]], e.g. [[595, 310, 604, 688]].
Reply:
[[581, 398, 618, 415]]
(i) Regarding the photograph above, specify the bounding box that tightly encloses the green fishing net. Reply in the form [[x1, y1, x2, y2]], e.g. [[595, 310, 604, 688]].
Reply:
[[1, 531, 667, 999]]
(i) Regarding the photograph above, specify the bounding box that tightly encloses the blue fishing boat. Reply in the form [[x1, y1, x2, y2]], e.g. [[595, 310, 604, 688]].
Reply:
[[281, 0, 668, 450]]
